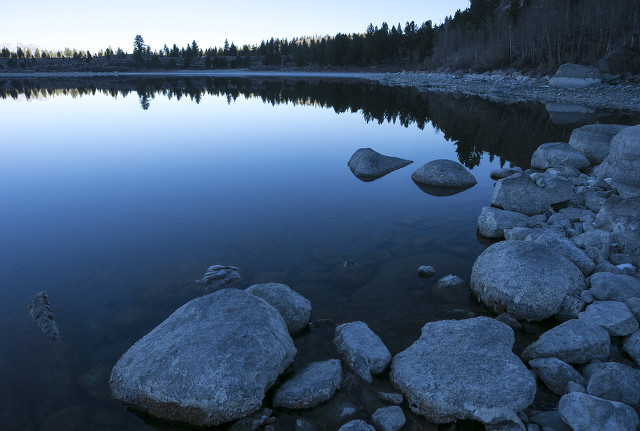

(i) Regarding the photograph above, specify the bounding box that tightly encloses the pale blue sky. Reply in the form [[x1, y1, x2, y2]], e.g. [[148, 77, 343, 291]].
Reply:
[[1, 1, 470, 53]]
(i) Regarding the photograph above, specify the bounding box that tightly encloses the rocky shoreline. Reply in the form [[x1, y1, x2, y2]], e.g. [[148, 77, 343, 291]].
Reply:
[[100, 123, 640, 430]]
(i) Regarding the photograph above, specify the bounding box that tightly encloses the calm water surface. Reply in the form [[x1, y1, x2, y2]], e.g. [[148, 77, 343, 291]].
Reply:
[[1, 78, 636, 430]]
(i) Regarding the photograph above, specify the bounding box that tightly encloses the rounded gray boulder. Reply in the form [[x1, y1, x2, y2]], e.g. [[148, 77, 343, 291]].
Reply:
[[334, 321, 391, 383], [471, 241, 586, 321], [568, 124, 628, 164], [531, 142, 590, 170], [109, 288, 296, 427], [246, 283, 311, 334], [411, 159, 476, 195], [604, 125, 640, 195], [272, 359, 342, 409], [390, 317, 535, 425], [347, 148, 412, 182]]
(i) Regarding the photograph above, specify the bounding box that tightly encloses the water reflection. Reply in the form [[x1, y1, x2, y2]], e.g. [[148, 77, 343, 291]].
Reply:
[[3, 76, 638, 169]]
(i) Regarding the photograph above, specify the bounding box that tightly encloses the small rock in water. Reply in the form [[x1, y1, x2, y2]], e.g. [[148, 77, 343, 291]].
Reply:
[[436, 274, 467, 289], [558, 392, 639, 431], [334, 321, 391, 383], [490, 167, 522, 180], [371, 406, 406, 431], [417, 265, 435, 278], [411, 159, 477, 195], [196, 264, 240, 289], [245, 283, 311, 334], [347, 148, 413, 182], [28, 291, 61, 341], [272, 359, 342, 409]]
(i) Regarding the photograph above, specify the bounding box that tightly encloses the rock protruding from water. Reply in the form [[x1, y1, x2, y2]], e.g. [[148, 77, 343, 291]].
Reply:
[[491, 172, 574, 216], [347, 148, 412, 182], [390, 317, 535, 425], [489, 167, 522, 180], [528, 357, 585, 396], [470, 241, 585, 321], [531, 142, 590, 171], [549, 63, 601, 88], [411, 159, 476, 196], [27, 291, 61, 341], [578, 301, 639, 336], [477, 206, 535, 239], [272, 359, 342, 409], [568, 124, 628, 164], [245, 283, 311, 334], [196, 265, 240, 289], [558, 392, 639, 431], [602, 125, 640, 196], [109, 288, 296, 427], [334, 321, 391, 383], [521, 319, 610, 364]]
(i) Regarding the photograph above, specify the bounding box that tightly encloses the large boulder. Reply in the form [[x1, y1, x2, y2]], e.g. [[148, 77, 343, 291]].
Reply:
[[549, 63, 601, 88], [558, 392, 639, 431], [334, 321, 391, 383], [578, 301, 639, 336], [272, 359, 342, 409], [491, 172, 574, 216], [477, 206, 535, 239], [595, 196, 640, 253], [471, 241, 585, 321], [521, 319, 610, 364], [530, 142, 590, 170], [390, 317, 535, 425], [603, 125, 640, 196], [347, 148, 412, 182], [411, 159, 476, 196], [109, 289, 296, 427], [568, 124, 628, 164], [245, 283, 311, 334]]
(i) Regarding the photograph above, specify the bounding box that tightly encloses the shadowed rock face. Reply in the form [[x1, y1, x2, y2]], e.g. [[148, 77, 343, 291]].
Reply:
[[347, 148, 412, 182], [604, 125, 640, 196], [390, 317, 535, 425], [109, 288, 296, 427]]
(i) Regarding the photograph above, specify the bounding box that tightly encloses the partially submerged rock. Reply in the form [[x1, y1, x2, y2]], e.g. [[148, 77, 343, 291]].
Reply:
[[411, 159, 476, 195], [334, 321, 391, 383], [272, 359, 342, 409], [491, 172, 574, 216], [417, 265, 435, 278], [347, 148, 412, 182], [568, 124, 628, 164], [390, 317, 535, 425], [558, 392, 639, 431], [477, 206, 534, 239], [530, 142, 590, 171], [196, 265, 240, 289], [471, 241, 585, 321], [27, 291, 61, 341], [490, 167, 522, 180], [245, 283, 311, 334], [109, 288, 296, 427], [549, 63, 601, 88], [521, 319, 610, 364]]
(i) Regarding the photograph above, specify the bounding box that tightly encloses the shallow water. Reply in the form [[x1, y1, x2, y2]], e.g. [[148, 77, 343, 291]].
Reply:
[[0, 77, 637, 430]]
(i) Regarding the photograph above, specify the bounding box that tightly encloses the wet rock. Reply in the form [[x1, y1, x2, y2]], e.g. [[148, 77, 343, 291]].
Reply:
[[471, 241, 585, 321], [273, 359, 342, 409], [417, 265, 435, 278], [602, 125, 640, 196], [411, 159, 477, 193], [531, 142, 590, 171], [337, 420, 375, 431], [27, 291, 60, 341], [558, 392, 639, 430], [245, 283, 311, 334], [390, 317, 535, 425], [555, 295, 585, 322], [526, 233, 595, 276], [196, 265, 240, 289], [624, 330, 640, 366], [596, 196, 640, 254], [528, 357, 585, 395], [109, 289, 296, 427], [334, 321, 391, 383], [586, 362, 640, 405], [521, 319, 610, 364], [436, 274, 467, 290], [578, 301, 639, 336], [371, 406, 406, 431], [568, 124, 628, 164], [549, 63, 601, 88], [491, 172, 574, 216], [490, 167, 522, 180], [347, 148, 412, 182], [529, 411, 571, 431], [477, 206, 534, 239], [587, 272, 640, 302]]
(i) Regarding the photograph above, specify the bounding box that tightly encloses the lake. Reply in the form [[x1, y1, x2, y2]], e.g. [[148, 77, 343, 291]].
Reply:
[[1, 76, 637, 430]]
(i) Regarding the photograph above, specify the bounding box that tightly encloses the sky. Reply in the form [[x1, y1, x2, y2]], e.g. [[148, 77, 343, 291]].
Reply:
[[1, 1, 470, 53]]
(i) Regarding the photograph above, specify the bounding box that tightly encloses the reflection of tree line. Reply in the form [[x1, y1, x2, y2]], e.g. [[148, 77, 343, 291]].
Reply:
[[2, 77, 637, 168]]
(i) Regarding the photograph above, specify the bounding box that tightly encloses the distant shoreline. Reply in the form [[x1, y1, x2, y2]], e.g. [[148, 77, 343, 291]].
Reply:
[[2, 69, 640, 112]]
